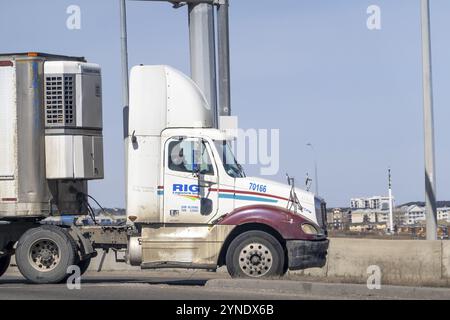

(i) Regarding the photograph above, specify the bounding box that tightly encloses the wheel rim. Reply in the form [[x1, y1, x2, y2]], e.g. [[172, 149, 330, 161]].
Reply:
[[238, 242, 273, 277], [28, 239, 60, 272]]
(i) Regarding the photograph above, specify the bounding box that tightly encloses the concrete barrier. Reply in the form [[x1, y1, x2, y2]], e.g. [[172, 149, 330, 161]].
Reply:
[[88, 238, 450, 287], [296, 238, 450, 287]]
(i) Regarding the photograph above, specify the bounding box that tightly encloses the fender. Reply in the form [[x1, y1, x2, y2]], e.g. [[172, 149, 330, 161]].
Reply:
[[217, 204, 322, 241], [69, 225, 97, 260]]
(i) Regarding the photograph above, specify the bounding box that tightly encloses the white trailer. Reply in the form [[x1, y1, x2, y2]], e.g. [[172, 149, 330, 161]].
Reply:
[[0, 53, 113, 282]]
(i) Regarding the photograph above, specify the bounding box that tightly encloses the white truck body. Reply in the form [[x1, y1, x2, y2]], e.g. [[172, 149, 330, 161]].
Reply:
[[127, 65, 212, 223], [125, 65, 328, 271], [127, 65, 321, 226]]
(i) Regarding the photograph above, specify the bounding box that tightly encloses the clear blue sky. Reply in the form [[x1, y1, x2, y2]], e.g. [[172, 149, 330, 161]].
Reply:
[[2, 0, 450, 208]]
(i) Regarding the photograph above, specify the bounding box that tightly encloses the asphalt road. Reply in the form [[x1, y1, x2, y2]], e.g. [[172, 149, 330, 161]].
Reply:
[[2, 270, 450, 300], [0, 271, 319, 300]]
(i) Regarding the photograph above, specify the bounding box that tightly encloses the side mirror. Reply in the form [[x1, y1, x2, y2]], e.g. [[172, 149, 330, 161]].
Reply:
[[200, 198, 213, 216]]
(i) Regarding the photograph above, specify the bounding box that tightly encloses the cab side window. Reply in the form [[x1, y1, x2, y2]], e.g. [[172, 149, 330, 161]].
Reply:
[[167, 139, 214, 175]]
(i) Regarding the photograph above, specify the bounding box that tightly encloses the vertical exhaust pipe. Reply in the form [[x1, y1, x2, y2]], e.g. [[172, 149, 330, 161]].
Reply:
[[125, 0, 231, 125], [188, 2, 218, 128], [217, 0, 231, 117]]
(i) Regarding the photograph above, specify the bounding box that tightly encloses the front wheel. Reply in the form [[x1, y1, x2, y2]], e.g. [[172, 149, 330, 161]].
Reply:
[[226, 230, 285, 278], [0, 254, 11, 278]]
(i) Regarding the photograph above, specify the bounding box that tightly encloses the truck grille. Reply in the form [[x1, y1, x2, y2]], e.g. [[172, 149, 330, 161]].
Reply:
[[314, 197, 327, 231], [321, 201, 328, 233], [45, 74, 75, 126]]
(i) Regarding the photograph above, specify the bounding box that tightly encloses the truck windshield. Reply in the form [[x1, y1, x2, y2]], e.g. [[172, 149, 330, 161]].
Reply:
[[214, 140, 246, 178]]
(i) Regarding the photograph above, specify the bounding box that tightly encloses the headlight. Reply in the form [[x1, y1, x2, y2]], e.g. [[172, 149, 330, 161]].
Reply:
[[301, 223, 319, 235]]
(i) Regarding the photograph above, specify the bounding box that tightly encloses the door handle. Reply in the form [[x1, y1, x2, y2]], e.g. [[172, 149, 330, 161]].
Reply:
[[199, 180, 216, 188]]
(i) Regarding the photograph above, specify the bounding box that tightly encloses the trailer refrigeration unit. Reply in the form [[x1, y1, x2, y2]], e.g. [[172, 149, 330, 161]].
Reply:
[[0, 53, 110, 282], [0, 1, 328, 284]]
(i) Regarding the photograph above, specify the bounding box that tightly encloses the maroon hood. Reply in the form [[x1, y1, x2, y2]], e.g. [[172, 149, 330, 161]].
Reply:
[[217, 204, 325, 241]]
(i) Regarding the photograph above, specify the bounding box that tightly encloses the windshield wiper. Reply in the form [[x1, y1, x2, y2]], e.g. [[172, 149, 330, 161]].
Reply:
[[236, 162, 246, 177]]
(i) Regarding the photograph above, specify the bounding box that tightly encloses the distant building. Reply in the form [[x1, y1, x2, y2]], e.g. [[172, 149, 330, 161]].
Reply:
[[349, 196, 393, 228], [351, 196, 393, 211], [327, 208, 350, 230], [42, 208, 127, 226], [349, 210, 365, 224], [350, 209, 387, 224], [439, 208, 450, 221], [401, 205, 450, 225], [402, 205, 425, 225]]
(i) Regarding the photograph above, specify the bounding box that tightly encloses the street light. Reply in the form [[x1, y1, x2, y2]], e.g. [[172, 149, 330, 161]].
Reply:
[[306, 143, 319, 196], [421, 0, 437, 240], [388, 168, 394, 234]]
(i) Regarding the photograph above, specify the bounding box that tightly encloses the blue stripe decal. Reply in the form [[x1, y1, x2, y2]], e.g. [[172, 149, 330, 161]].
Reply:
[[218, 193, 278, 203], [158, 190, 277, 203]]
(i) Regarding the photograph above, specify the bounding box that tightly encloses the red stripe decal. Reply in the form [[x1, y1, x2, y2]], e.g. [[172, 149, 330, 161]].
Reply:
[[0, 61, 13, 67], [1, 198, 17, 202], [209, 188, 289, 202], [157, 186, 164, 190]]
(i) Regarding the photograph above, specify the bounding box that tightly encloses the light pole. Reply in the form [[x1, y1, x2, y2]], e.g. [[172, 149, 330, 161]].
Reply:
[[388, 168, 394, 234], [307, 143, 319, 196], [119, 0, 129, 208], [421, 0, 437, 240]]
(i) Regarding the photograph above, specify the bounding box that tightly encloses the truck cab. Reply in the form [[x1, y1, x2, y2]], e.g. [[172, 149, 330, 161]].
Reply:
[[126, 65, 329, 277]]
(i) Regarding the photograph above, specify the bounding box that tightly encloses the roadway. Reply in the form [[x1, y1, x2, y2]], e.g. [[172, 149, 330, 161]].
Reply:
[[1, 270, 450, 300]]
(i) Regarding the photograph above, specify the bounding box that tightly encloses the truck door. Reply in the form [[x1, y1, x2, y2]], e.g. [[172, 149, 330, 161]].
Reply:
[[163, 137, 219, 223]]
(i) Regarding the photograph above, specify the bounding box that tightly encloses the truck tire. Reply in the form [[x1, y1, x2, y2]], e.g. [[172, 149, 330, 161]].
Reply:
[[0, 254, 11, 278], [77, 257, 91, 275], [15, 225, 78, 284], [226, 230, 285, 278]]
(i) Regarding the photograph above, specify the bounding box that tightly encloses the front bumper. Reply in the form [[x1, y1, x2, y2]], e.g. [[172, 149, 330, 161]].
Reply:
[[286, 239, 329, 270]]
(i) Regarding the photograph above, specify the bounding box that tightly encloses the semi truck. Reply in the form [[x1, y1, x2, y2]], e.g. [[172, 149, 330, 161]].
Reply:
[[0, 52, 328, 283]]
